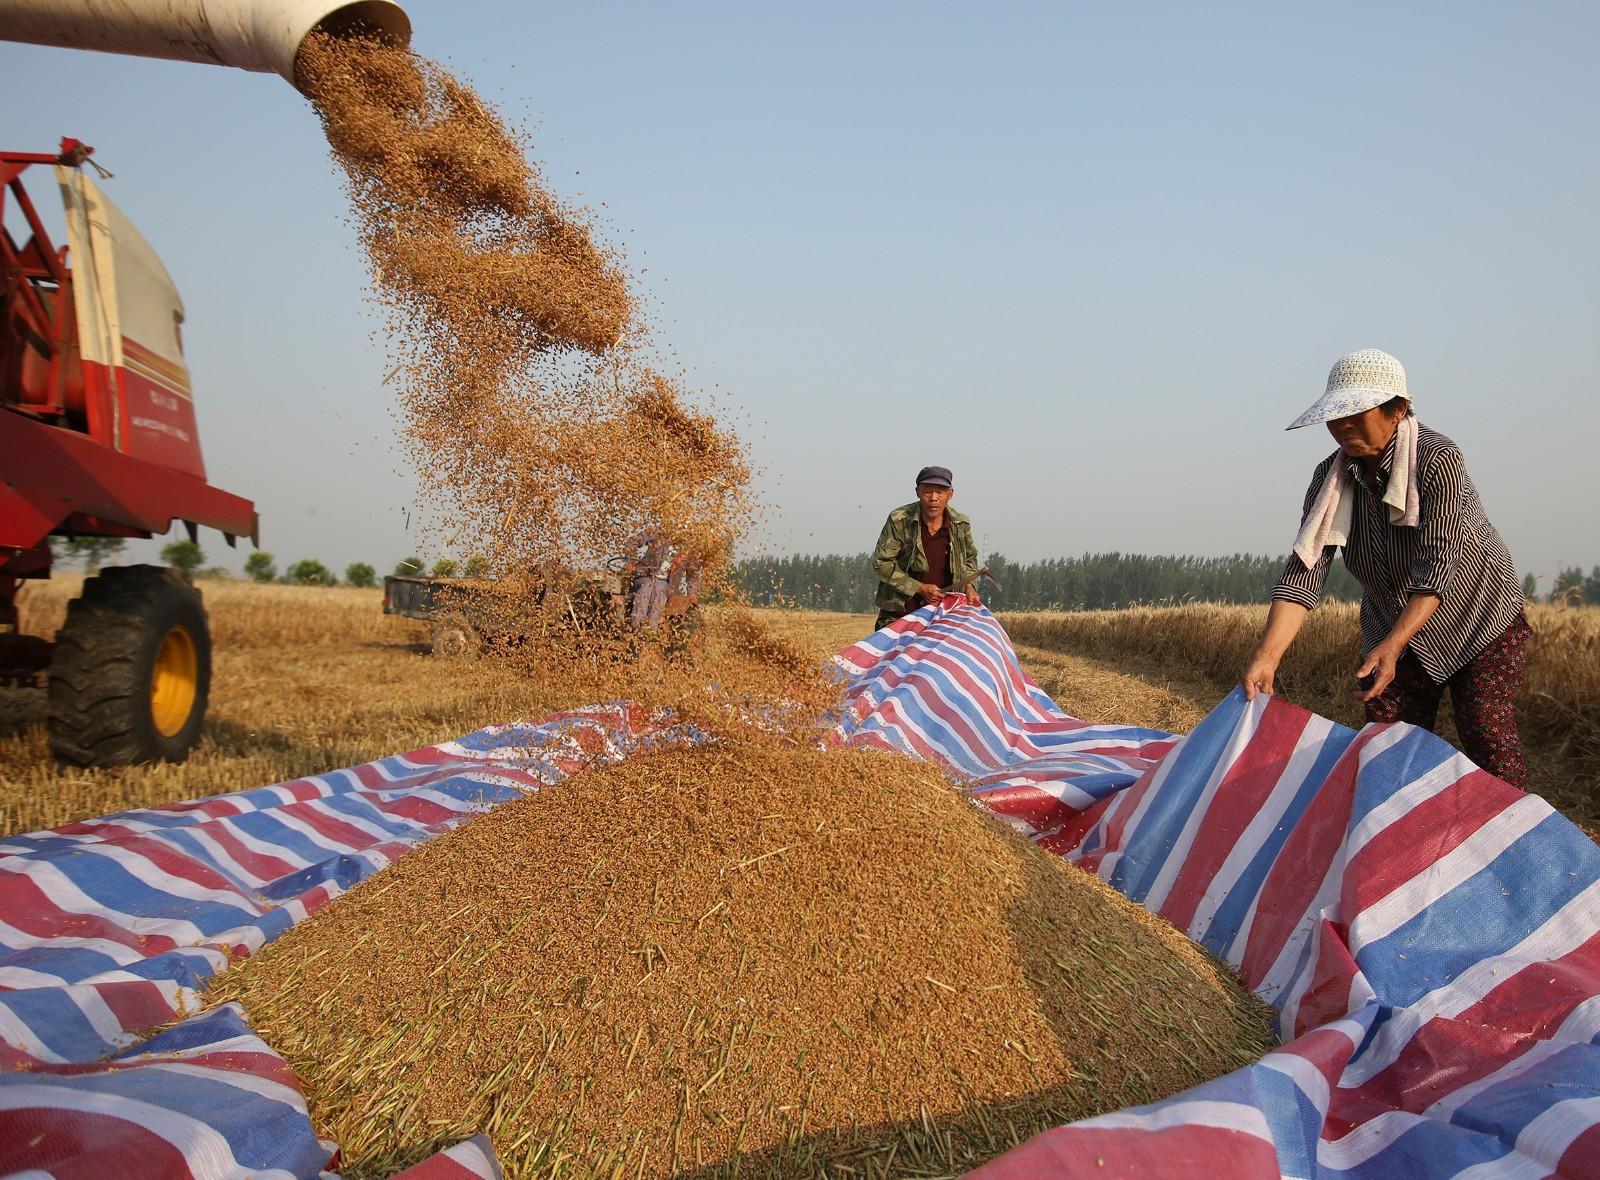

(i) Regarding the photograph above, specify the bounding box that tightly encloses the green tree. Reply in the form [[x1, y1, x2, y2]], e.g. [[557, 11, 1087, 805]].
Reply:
[[1552, 566, 1585, 606], [1584, 567, 1600, 608], [462, 554, 490, 578], [1522, 572, 1540, 602], [244, 551, 277, 583], [345, 562, 377, 588], [51, 536, 126, 572], [394, 556, 424, 577], [430, 558, 459, 578], [287, 559, 336, 586], [160, 538, 205, 575]]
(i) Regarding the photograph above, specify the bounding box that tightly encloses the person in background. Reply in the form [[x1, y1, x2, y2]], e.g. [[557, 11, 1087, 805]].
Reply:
[[871, 465, 980, 632], [628, 528, 676, 636], [1241, 349, 1532, 786]]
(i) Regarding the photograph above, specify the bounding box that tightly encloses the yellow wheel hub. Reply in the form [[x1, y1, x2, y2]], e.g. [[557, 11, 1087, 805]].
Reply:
[[151, 625, 198, 738]]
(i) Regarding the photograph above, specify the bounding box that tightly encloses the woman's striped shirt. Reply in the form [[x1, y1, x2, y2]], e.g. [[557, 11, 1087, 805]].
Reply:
[[1273, 422, 1525, 683]]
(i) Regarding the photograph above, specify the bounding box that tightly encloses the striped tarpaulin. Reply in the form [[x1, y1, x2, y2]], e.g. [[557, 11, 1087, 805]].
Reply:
[[4, 601, 1596, 1177], [838, 599, 1600, 1179], [0, 704, 697, 1178]]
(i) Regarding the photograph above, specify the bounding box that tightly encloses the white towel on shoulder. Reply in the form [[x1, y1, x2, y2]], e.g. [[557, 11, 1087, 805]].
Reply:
[[1292, 415, 1420, 569]]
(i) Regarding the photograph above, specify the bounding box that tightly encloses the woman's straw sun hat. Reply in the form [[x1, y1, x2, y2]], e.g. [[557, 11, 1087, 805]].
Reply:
[[1288, 348, 1412, 430]]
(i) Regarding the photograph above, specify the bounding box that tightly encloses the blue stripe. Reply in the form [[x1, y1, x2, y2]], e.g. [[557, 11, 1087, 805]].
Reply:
[[1357, 811, 1600, 1007], [1194, 721, 1355, 963], [1108, 691, 1252, 902]]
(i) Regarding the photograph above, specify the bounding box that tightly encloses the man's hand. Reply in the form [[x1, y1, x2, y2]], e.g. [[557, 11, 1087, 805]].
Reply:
[[917, 582, 943, 603], [965, 588, 982, 606], [1240, 651, 1278, 701], [1355, 644, 1400, 703]]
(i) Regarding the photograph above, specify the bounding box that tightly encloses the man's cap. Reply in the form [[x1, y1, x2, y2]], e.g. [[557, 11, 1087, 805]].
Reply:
[[915, 465, 953, 488]]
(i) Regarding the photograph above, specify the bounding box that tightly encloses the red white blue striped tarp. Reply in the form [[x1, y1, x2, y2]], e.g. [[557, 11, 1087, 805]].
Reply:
[[0, 704, 703, 1178], [3, 600, 1596, 1177], [838, 600, 1600, 1180]]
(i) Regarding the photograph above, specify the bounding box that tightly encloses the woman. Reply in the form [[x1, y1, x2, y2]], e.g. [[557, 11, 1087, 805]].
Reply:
[[1241, 349, 1532, 786]]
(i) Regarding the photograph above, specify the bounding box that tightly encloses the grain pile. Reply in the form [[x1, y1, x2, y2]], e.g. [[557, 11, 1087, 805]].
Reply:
[[214, 744, 1275, 1177], [296, 35, 750, 608]]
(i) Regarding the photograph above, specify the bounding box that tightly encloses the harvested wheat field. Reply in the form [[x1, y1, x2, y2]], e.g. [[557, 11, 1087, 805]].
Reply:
[[1002, 602, 1600, 835], [211, 742, 1275, 1178]]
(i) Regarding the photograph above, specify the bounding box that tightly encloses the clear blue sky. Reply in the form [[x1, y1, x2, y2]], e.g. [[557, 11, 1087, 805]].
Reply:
[[5, 1, 1597, 585]]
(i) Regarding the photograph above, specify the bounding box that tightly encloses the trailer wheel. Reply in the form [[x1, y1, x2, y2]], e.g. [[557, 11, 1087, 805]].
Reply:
[[430, 611, 481, 659], [47, 566, 212, 767]]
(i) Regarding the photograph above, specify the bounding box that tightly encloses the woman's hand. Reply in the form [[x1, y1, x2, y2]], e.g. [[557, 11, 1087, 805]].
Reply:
[[1355, 643, 1401, 702], [1241, 600, 1311, 701], [1241, 651, 1279, 700]]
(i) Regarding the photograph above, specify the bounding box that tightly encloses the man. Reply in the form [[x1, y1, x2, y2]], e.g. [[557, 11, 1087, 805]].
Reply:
[[871, 465, 980, 631]]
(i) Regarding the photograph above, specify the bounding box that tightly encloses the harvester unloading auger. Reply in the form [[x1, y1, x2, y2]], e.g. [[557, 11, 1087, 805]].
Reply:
[[0, 0, 410, 766]]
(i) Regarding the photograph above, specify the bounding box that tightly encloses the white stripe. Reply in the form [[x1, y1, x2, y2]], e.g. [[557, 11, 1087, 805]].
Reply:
[[0, 1083, 298, 1180], [1347, 794, 1554, 950], [1208, 713, 1337, 960], [0, 857, 208, 946], [1340, 878, 1600, 1086], [148, 1060, 309, 1112], [208, 818, 319, 868], [255, 809, 353, 859], [1447, 1096, 1600, 1180], [176, 827, 272, 890], [0, 916, 142, 965], [1425, 1016, 1590, 1123], [1344, 740, 1478, 858], [59, 843, 258, 913], [1141, 697, 1265, 913], [1317, 1108, 1426, 1168], [63, 982, 134, 1049], [1089, 731, 1193, 886], [0, 1004, 67, 1062], [1078, 1098, 1274, 1139]]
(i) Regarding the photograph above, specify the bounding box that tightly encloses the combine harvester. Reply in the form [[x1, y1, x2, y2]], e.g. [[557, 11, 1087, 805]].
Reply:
[[0, 0, 408, 766]]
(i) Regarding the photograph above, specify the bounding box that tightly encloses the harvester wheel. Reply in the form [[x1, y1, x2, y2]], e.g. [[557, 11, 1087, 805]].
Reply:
[[47, 565, 212, 767], [430, 611, 481, 659]]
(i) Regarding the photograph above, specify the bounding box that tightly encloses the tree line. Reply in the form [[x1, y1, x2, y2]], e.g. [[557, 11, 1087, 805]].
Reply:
[[50, 537, 1600, 607], [50, 538, 479, 589], [734, 551, 1600, 612]]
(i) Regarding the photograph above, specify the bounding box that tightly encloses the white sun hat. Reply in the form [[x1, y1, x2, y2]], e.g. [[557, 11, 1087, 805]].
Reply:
[[1287, 348, 1412, 430]]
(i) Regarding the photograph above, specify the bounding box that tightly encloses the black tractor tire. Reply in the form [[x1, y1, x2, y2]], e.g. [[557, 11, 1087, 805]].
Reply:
[[47, 565, 212, 767], [430, 610, 482, 659]]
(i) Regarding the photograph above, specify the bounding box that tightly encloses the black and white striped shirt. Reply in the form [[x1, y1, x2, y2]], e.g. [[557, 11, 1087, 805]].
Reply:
[[1273, 422, 1524, 683]]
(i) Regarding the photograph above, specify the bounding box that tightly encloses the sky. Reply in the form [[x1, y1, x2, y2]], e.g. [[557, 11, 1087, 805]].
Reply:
[[4, 0, 1598, 588]]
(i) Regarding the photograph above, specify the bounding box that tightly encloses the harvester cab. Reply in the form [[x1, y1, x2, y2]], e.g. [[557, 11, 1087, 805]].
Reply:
[[1, 139, 258, 766]]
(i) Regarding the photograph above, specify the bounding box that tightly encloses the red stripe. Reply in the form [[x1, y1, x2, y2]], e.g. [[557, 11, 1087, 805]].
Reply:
[[1160, 701, 1311, 933], [969, 1122, 1280, 1178], [94, 981, 180, 1033], [278, 801, 387, 851], [1237, 731, 1372, 989], [0, 1106, 197, 1179], [92, 833, 243, 895], [1349, 931, 1600, 1118], [1557, 1122, 1600, 1179], [1341, 766, 1511, 917], [1290, 919, 1362, 1037], [391, 1149, 495, 1179], [968, 784, 1077, 833], [0, 872, 173, 956], [1453, 929, 1600, 1041], [189, 823, 299, 884]]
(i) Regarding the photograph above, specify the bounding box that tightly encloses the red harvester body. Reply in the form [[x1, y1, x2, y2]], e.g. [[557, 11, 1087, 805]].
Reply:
[[1, 139, 258, 764]]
